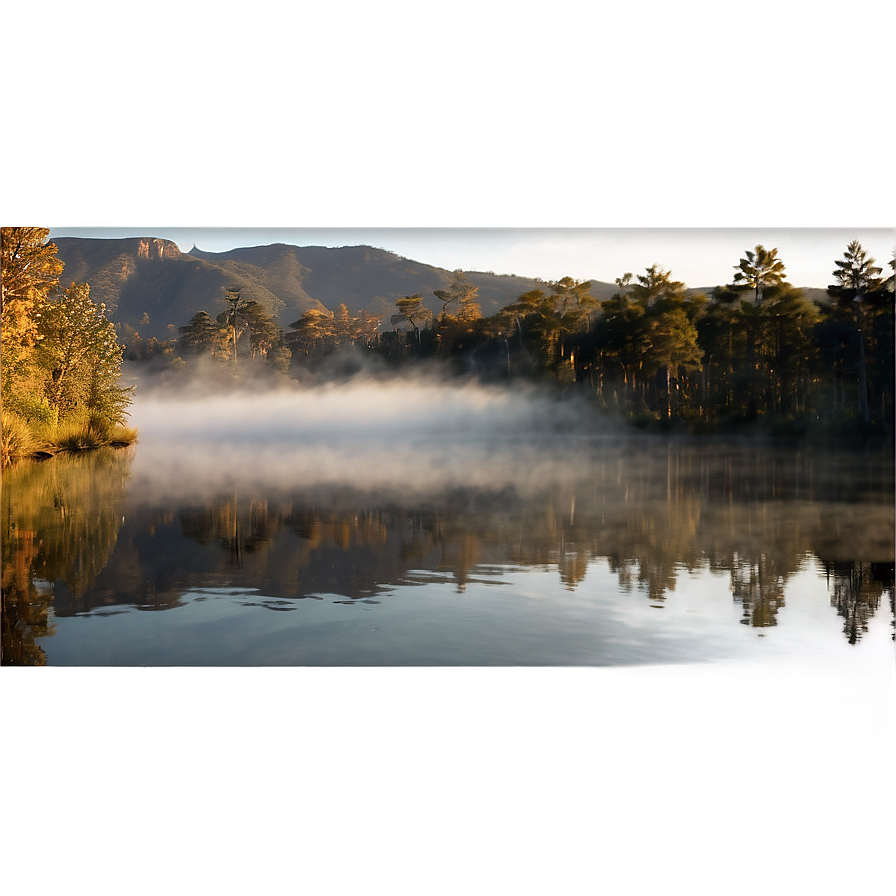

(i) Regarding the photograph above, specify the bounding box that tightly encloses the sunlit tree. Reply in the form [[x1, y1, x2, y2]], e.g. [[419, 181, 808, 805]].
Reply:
[[733, 245, 786, 305], [28, 282, 129, 429], [605, 266, 703, 418], [1, 228, 65, 418], [830, 240, 884, 298], [730, 246, 788, 417], [434, 270, 481, 325], [288, 308, 335, 355], [216, 285, 246, 368], [0, 226, 63, 327], [393, 294, 433, 344]]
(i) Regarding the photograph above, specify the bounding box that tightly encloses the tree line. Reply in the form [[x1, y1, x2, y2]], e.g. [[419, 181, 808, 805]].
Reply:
[[4, 229, 892, 462], [1, 228, 136, 465], [158, 240, 894, 438]]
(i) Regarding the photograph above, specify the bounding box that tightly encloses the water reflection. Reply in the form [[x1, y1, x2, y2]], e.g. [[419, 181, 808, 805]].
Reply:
[[2, 448, 132, 663], [825, 561, 895, 644], [2, 438, 893, 665]]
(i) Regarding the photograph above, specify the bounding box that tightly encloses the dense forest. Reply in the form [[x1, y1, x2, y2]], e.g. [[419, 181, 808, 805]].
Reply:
[[1, 227, 136, 465], [133, 239, 894, 441]]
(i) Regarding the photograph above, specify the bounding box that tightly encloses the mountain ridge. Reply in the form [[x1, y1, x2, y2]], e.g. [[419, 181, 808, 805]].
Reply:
[[51, 237, 560, 338]]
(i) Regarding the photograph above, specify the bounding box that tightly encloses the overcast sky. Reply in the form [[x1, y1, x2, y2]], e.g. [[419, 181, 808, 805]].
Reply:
[[2, 0, 896, 286]]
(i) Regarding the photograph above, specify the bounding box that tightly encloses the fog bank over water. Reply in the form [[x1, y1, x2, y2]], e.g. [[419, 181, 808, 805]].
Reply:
[[127, 375, 626, 499], [132, 376, 599, 443]]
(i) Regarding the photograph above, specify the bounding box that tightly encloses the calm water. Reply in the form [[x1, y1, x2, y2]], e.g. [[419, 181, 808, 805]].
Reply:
[[0, 384, 894, 894], [3, 393, 893, 667]]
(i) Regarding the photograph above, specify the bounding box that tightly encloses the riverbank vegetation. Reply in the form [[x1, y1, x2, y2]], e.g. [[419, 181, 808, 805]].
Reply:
[[132, 240, 895, 443], [1, 228, 137, 466]]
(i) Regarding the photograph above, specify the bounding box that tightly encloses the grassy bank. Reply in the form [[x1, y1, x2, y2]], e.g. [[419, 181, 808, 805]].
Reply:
[[1, 411, 138, 467]]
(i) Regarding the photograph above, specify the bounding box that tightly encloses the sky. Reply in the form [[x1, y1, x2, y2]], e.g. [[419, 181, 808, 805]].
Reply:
[[0, 0, 896, 286]]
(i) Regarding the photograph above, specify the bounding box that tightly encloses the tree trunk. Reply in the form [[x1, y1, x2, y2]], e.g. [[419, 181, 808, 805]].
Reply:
[[856, 304, 870, 423]]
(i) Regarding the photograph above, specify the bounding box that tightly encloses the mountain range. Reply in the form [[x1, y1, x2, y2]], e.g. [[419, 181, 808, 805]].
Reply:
[[48, 237, 620, 339], [49, 236, 829, 341]]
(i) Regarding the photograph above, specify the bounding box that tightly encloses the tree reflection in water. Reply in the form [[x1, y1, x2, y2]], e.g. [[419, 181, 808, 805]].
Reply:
[[730, 556, 787, 628], [2, 440, 893, 664], [825, 561, 894, 645], [1, 448, 133, 664]]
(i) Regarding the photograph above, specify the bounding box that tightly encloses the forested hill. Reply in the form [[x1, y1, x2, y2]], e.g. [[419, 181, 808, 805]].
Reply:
[[49, 237, 620, 339], [52, 237, 324, 339]]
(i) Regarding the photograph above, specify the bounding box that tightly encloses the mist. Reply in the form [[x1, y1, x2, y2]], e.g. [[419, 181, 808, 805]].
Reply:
[[125, 371, 629, 501], [133, 376, 597, 443]]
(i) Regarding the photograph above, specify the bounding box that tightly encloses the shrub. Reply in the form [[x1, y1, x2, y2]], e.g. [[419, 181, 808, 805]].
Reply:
[[5, 391, 58, 429]]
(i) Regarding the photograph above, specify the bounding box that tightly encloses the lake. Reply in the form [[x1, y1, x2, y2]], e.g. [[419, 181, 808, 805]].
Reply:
[[0, 382, 894, 896], [3, 381, 894, 666]]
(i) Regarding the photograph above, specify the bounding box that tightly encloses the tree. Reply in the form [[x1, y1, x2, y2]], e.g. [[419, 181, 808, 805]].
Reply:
[[627, 264, 685, 308], [759, 282, 819, 416], [216, 285, 246, 368], [733, 245, 786, 305], [1, 228, 65, 416], [178, 311, 228, 356], [2, 229, 131, 438], [591, 274, 646, 403], [0, 227, 63, 319], [499, 279, 597, 377], [434, 270, 481, 324], [237, 300, 285, 359], [34, 282, 131, 428], [828, 240, 886, 423], [355, 309, 383, 346], [731, 246, 788, 417], [830, 239, 884, 298], [622, 266, 702, 418], [698, 289, 748, 417], [393, 294, 433, 344], [550, 276, 598, 333], [288, 308, 336, 355]]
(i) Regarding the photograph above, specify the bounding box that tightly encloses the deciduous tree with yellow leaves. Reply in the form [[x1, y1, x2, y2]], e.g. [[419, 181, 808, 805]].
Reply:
[[1, 227, 134, 464]]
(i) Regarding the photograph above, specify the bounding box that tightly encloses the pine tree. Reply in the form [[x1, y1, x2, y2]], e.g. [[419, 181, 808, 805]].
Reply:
[[828, 240, 886, 423], [624, 266, 702, 418], [733, 245, 786, 305], [178, 311, 227, 356]]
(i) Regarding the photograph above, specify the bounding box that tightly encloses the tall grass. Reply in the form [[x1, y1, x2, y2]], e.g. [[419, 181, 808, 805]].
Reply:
[[2, 412, 138, 467], [45, 420, 139, 452], [1, 412, 40, 466], [107, 424, 138, 446], [48, 420, 104, 451]]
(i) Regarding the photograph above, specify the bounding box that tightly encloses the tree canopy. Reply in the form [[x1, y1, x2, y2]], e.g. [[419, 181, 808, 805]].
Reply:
[[2, 227, 134, 462]]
